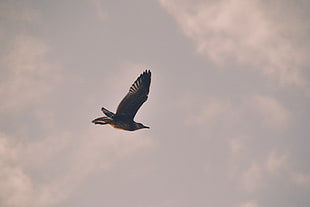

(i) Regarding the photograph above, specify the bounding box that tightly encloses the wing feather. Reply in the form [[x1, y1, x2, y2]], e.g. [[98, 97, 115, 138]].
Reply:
[[116, 70, 151, 120]]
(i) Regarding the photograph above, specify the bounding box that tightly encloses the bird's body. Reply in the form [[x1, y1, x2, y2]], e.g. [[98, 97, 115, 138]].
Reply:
[[92, 115, 146, 131], [92, 70, 151, 131]]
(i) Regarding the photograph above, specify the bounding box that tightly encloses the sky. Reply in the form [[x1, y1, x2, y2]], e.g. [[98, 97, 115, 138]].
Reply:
[[0, 0, 310, 207]]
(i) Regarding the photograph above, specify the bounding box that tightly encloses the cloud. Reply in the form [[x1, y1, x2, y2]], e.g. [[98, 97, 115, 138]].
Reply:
[[292, 172, 310, 187], [0, 128, 154, 207], [159, 0, 310, 86], [265, 149, 288, 173], [0, 165, 34, 207], [236, 200, 259, 207], [184, 97, 237, 130], [229, 137, 245, 154], [0, 4, 155, 206], [0, 134, 41, 207], [183, 94, 289, 133], [251, 95, 289, 129], [0, 1, 39, 23], [0, 35, 60, 113], [242, 162, 262, 191], [236, 147, 289, 193], [92, 0, 108, 20]]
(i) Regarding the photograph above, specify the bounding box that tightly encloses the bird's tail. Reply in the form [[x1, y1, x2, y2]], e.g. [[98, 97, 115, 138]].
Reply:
[[92, 116, 112, 125]]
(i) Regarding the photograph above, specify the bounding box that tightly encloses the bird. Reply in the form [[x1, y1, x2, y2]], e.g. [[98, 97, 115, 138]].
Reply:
[[92, 70, 151, 131]]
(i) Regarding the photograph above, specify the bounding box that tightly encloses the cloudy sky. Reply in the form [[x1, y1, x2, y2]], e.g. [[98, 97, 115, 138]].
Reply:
[[1, 0, 310, 207]]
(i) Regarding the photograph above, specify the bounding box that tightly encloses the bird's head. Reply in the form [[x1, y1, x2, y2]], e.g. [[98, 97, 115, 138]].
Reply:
[[135, 123, 150, 130]]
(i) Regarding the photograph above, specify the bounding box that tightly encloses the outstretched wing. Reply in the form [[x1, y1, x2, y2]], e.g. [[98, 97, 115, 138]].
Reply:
[[116, 70, 151, 120]]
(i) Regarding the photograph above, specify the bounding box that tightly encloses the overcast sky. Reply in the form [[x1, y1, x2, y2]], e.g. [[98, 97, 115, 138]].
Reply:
[[1, 0, 310, 207]]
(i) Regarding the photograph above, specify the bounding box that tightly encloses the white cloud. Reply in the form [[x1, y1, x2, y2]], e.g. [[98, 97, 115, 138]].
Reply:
[[0, 10, 155, 205], [92, 0, 108, 20], [265, 149, 288, 173], [236, 200, 259, 207], [0, 1, 39, 23], [232, 147, 290, 194], [184, 97, 236, 128], [0, 166, 34, 207], [251, 95, 289, 129], [0, 35, 60, 113], [0, 128, 154, 207], [229, 136, 245, 154], [0, 5, 74, 204], [242, 162, 262, 191], [159, 0, 309, 86], [293, 172, 310, 187], [0, 134, 43, 207], [184, 94, 289, 133]]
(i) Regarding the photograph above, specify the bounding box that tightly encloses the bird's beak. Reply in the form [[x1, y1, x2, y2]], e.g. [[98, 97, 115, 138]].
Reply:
[[143, 125, 150, 129]]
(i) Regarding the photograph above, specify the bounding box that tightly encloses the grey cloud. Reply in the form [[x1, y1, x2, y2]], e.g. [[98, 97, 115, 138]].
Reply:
[[0, 35, 60, 113], [159, 0, 310, 86], [0, 128, 154, 207], [0, 4, 155, 206], [1, 1, 309, 207]]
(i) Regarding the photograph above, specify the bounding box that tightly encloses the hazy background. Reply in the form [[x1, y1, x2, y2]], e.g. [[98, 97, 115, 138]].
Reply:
[[1, 0, 310, 207]]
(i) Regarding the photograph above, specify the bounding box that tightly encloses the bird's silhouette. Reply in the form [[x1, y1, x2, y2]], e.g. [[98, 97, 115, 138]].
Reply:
[[92, 70, 151, 131]]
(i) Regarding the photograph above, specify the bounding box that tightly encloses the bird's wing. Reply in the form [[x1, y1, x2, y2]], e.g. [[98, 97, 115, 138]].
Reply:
[[116, 70, 151, 120], [101, 107, 115, 117]]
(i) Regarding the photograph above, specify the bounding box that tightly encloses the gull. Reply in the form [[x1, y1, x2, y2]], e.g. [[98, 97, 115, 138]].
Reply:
[[92, 70, 151, 131]]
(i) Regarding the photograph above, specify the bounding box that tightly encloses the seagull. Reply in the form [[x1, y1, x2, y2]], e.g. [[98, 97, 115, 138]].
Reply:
[[92, 70, 151, 131]]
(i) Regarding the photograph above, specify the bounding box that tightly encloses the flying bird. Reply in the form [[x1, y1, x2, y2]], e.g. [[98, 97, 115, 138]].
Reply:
[[92, 70, 151, 131]]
